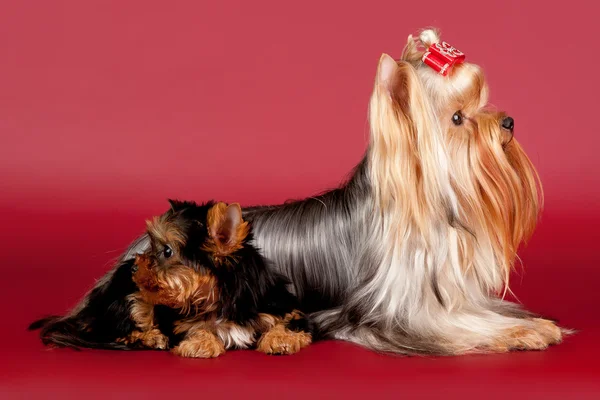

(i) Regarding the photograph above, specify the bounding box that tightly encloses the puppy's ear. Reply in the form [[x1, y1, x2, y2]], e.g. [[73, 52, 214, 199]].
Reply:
[[168, 199, 198, 213], [206, 202, 249, 257], [168, 199, 184, 211]]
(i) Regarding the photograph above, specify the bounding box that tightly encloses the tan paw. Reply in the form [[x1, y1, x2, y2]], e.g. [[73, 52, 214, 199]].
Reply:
[[489, 318, 563, 352], [256, 325, 312, 355], [140, 329, 169, 350], [531, 318, 563, 346], [119, 329, 169, 350], [172, 330, 225, 358]]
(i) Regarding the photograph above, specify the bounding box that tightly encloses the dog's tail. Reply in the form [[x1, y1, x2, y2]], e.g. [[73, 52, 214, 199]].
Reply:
[[29, 316, 60, 331], [29, 315, 133, 351]]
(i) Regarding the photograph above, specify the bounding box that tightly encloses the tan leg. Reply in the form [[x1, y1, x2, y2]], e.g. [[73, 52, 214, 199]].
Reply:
[[121, 294, 169, 349], [172, 329, 226, 358]]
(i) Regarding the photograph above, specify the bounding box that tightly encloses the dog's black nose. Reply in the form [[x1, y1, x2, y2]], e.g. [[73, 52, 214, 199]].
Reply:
[[501, 116, 514, 132]]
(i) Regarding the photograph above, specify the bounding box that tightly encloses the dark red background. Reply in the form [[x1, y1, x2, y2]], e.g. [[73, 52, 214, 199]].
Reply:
[[1, 1, 598, 398]]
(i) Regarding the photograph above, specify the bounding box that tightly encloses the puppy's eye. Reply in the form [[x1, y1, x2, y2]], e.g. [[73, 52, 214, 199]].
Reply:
[[452, 111, 463, 126], [163, 245, 173, 259]]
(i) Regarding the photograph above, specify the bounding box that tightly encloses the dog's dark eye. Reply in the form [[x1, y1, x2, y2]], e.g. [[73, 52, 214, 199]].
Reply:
[[163, 245, 173, 259], [452, 111, 463, 126]]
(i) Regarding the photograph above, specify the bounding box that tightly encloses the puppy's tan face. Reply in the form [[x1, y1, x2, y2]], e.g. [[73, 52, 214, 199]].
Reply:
[[133, 203, 218, 312], [132, 216, 219, 312], [132, 201, 248, 313]]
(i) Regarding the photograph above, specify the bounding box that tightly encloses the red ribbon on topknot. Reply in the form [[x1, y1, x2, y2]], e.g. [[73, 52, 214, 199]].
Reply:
[[422, 41, 465, 76]]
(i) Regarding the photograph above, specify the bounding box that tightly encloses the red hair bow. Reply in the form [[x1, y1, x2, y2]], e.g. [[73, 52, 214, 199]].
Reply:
[[422, 41, 465, 76]]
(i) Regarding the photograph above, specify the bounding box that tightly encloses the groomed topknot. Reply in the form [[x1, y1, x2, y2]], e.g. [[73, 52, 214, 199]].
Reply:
[[401, 27, 441, 64], [418, 28, 440, 47]]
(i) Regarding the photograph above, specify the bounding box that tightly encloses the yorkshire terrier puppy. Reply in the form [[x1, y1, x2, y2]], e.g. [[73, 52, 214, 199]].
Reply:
[[30, 200, 313, 357]]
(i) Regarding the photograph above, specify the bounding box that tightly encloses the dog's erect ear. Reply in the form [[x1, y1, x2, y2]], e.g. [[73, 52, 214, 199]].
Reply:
[[376, 55, 417, 111], [168, 199, 184, 211], [369, 48, 453, 236], [206, 202, 249, 257], [168, 199, 198, 212], [377, 54, 400, 92], [214, 203, 242, 243]]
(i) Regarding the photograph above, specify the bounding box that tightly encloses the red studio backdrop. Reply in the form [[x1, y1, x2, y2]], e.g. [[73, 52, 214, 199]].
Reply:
[[1, 1, 599, 399]]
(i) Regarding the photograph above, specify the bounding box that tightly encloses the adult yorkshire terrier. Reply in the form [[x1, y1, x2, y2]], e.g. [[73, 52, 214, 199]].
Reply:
[[34, 28, 566, 356], [31, 201, 312, 357]]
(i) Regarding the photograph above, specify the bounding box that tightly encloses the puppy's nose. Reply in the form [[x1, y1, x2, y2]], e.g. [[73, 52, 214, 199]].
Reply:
[[501, 116, 514, 132]]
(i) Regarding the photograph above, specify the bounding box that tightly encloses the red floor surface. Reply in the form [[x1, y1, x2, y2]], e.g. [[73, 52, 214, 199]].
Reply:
[[1, 1, 599, 398]]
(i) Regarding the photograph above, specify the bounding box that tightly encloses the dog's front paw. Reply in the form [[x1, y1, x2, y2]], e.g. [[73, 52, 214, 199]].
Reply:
[[530, 318, 564, 346], [488, 318, 565, 352], [172, 330, 225, 358], [256, 325, 311, 355]]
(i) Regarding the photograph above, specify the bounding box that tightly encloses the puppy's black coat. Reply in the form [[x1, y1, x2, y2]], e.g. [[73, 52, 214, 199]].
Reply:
[[29, 200, 314, 351]]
